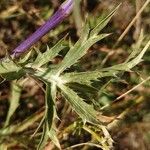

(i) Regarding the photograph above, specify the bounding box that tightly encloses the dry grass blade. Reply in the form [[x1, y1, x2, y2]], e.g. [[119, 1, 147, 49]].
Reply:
[[115, 0, 150, 46], [116, 76, 150, 100]]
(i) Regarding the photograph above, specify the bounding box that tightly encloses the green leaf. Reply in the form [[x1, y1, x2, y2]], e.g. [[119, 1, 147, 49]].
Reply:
[[58, 84, 99, 124], [60, 39, 150, 87], [61, 70, 117, 86], [126, 30, 144, 62], [37, 122, 49, 150], [38, 83, 60, 149], [56, 34, 110, 75], [0, 58, 21, 74], [126, 39, 150, 69], [4, 81, 22, 127], [18, 50, 33, 65], [100, 39, 150, 72], [79, 22, 90, 43], [0, 58, 24, 80], [90, 4, 121, 37], [45, 83, 54, 131], [33, 38, 66, 68], [48, 126, 61, 149]]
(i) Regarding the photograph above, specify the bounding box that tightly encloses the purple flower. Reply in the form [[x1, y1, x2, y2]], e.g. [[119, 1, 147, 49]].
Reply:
[[12, 0, 73, 57]]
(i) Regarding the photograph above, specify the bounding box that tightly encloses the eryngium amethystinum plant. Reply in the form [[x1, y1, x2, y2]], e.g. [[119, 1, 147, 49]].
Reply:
[[0, 0, 150, 149]]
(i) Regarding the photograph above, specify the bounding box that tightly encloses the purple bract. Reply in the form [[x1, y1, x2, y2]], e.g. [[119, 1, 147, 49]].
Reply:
[[11, 0, 73, 57]]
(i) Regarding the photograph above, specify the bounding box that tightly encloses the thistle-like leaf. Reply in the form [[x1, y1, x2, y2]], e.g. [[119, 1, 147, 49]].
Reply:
[[100, 39, 150, 72], [33, 38, 66, 68], [90, 4, 121, 37], [126, 39, 150, 69], [79, 22, 90, 43], [56, 34, 110, 75], [61, 70, 117, 86], [48, 126, 61, 149], [0, 58, 21, 74], [18, 50, 33, 65], [37, 122, 49, 150], [45, 83, 54, 131], [38, 122, 60, 150], [60, 39, 150, 87], [125, 30, 144, 62], [37, 82, 60, 149], [58, 84, 99, 124]]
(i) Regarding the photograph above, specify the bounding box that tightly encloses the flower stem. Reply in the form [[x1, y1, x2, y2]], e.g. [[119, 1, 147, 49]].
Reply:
[[12, 0, 73, 57]]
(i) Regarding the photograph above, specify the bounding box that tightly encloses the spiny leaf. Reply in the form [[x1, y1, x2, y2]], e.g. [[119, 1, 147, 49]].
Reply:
[[79, 22, 90, 43], [18, 50, 33, 64], [48, 126, 61, 149], [38, 83, 60, 149], [60, 39, 150, 87], [126, 30, 144, 62], [37, 122, 49, 150], [61, 70, 117, 86], [90, 4, 121, 37], [58, 84, 100, 124], [4, 81, 22, 127], [100, 39, 150, 72], [33, 38, 66, 68], [56, 34, 110, 75], [45, 83, 54, 131], [0, 58, 21, 74], [126, 39, 150, 69]]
